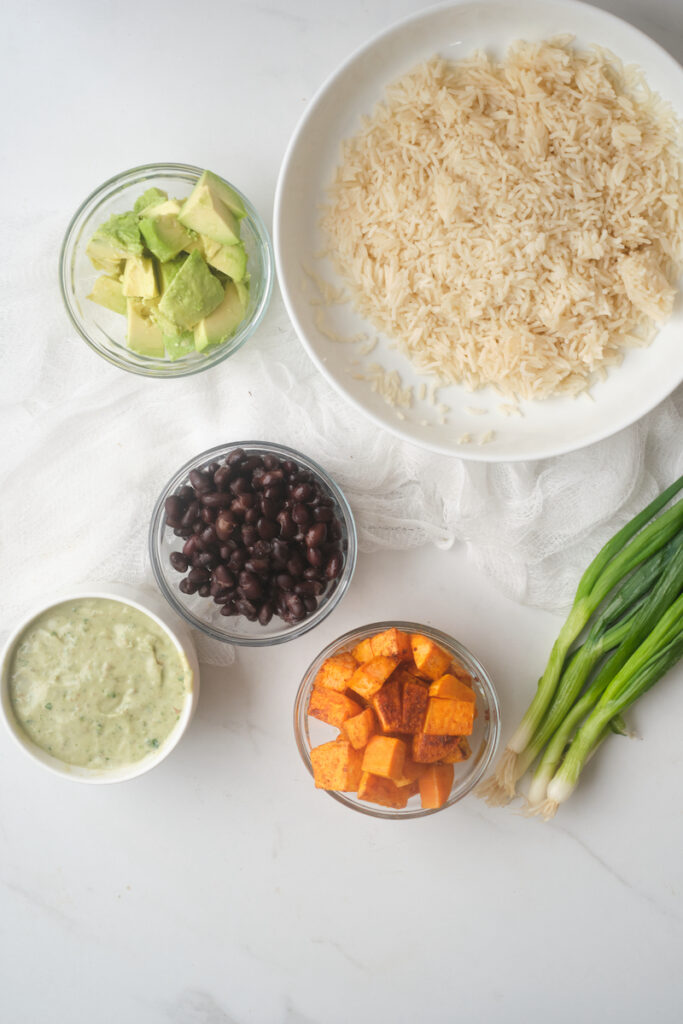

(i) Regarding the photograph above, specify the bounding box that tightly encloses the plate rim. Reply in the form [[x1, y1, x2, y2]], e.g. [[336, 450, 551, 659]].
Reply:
[[274, 0, 683, 462]]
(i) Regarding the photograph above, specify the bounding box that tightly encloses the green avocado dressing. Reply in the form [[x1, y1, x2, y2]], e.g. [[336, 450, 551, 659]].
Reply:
[[9, 598, 191, 770]]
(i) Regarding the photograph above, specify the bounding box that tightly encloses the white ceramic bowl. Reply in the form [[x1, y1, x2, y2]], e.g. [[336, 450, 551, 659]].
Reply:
[[0, 584, 200, 784], [274, 0, 683, 461]]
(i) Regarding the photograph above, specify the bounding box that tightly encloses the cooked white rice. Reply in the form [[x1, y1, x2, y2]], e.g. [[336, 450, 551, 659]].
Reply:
[[321, 38, 683, 399]]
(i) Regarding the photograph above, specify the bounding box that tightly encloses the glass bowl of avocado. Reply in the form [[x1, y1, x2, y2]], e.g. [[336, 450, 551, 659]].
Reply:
[[60, 163, 274, 377]]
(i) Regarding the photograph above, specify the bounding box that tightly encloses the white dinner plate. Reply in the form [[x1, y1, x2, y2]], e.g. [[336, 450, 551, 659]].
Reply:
[[274, 0, 683, 462]]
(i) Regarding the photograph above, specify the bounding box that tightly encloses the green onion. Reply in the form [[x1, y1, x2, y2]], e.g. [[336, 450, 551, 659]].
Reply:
[[539, 597, 683, 817], [477, 477, 683, 805], [526, 536, 683, 807]]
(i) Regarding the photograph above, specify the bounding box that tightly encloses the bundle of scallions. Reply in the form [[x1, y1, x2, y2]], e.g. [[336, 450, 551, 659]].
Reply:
[[477, 475, 683, 819]]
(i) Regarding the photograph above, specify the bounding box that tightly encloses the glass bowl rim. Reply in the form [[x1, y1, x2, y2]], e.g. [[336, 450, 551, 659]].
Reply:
[[59, 161, 274, 379], [294, 619, 501, 819], [149, 440, 358, 646]]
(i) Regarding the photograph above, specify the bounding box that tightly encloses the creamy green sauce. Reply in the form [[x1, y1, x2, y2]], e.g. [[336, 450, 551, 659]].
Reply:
[[9, 598, 192, 770]]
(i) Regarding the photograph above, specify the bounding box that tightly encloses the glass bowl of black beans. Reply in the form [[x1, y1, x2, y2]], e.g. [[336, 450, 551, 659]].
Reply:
[[149, 442, 357, 645]]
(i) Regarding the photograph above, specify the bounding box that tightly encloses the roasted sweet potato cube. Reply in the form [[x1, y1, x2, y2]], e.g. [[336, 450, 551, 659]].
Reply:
[[429, 674, 476, 703], [369, 627, 412, 661], [410, 634, 452, 681], [352, 637, 374, 663], [419, 763, 455, 809], [412, 732, 469, 764], [361, 735, 406, 780], [348, 655, 400, 700], [341, 707, 377, 750], [424, 696, 475, 736], [439, 736, 472, 763], [357, 771, 409, 809], [310, 740, 363, 791], [372, 676, 404, 732], [394, 756, 425, 787], [314, 652, 358, 693], [401, 677, 429, 733], [308, 687, 363, 729]]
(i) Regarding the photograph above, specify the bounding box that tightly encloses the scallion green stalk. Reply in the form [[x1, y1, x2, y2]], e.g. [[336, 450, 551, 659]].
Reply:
[[478, 478, 683, 805], [526, 537, 683, 807], [542, 605, 683, 815]]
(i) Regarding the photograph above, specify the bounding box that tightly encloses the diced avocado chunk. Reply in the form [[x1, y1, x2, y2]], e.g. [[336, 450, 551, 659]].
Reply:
[[139, 200, 195, 262], [158, 250, 224, 330], [87, 275, 127, 315], [201, 237, 248, 282], [122, 256, 158, 298], [87, 212, 143, 272], [200, 170, 246, 220], [126, 300, 165, 357], [164, 333, 196, 360], [194, 280, 248, 351], [157, 254, 187, 294], [133, 187, 168, 216], [178, 177, 241, 247]]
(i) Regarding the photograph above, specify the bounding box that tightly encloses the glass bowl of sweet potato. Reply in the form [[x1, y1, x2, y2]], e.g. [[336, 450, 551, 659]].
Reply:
[[294, 621, 500, 818]]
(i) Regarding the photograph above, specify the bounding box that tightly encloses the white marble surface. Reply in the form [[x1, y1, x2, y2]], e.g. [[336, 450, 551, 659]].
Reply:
[[2, 1, 683, 1022]]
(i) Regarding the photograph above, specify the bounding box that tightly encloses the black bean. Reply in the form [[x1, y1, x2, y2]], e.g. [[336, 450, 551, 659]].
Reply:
[[307, 547, 323, 568], [277, 510, 297, 540], [261, 497, 280, 520], [170, 551, 189, 573], [230, 476, 251, 496], [236, 598, 258, 621], [215, 512, 238, 541], [179, 578, 197, 595], [303, 596, 318, 613], [201, 526, 218, 547], [287, 554, 305, 577], [192, 520, 204, 535], [241, 525, 258, 547], [228, 549, 248, 572], [188, 567, 210, 586], [179, 485, 195, 502], [263, 454, 280, 471], [182, 536, 198, 558], [257, 517, 279, 541], [325, 552, 343, 579], [197, 583, 211, 598], [292, 503, 310, 526], [258, 602, 274, 625], [214, 564, 235, 587], [253, 540, 272, 557], [195, 552, 218, 570], [313, 506, 334, 523], [181, 502, 200, 528], [235, 492, 256, 510], [271, 539, 290, 563], [245, 558, 270, 575], [165, 495, 185, 523], [189, 469, 212, 493], [244, 507, 259, 526], [213, 465, 233, 491], [219, 543, 236, 560], [226, 448, 245, 465], [294, 581, 317, 596], [306, 523, 327, 547], [285, 593, 304, 617], [242, 455, 264, 474], [200, 507, 216, 525], [276, 573, 295, 591], [329, 520, 343, 541], [291, 483, 313, 502]]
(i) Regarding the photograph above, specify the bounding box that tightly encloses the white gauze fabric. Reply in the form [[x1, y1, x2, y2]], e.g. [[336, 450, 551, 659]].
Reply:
[[1, 212, 681, 663]]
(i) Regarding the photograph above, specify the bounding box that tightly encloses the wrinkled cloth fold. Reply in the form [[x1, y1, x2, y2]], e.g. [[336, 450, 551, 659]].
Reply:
[[1, 212, 681, 663]]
